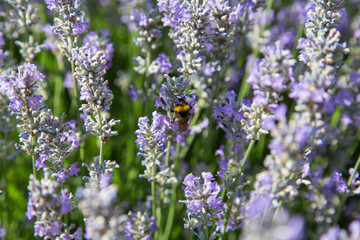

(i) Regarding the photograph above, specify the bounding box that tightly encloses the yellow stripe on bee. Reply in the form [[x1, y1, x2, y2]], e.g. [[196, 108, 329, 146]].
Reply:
[[174, 104, 190, 112]]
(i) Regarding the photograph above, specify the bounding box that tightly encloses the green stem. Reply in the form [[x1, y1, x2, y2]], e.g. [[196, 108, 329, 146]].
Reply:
[[99, 139, 104, 167], [31, 134, 37, 178], [162, 184, 177, 240], [1, 136, 9, 240], [260, 0, 274, 35], [69, 36, 85, 164], [239, 140, 255, 174], [146, 51, 151, 77], [237, 50, 258, 100], [158, 142, 172, 238], [272, 200, 283, 223], [53, 55, 65, 116], [165, 141, 171, 174], [162, 142, 182, 239], [348, 154, 360, 186], [161, 141, 171, 202], [333, 196, 347, 226], [69, 38, 79, 104], [291, 22, 304, 57], [159, 141, 173, 238], [151, 163, 158, 240], [180, 111, 201, 159], [220, 195, 234, 240], [205, 228, 209, 240], [96, 111, 104, 167]]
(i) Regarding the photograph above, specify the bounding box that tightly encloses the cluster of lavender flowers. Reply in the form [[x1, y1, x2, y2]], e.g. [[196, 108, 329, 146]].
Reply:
[[135, 111, 178, 183], [73, 44, 120, 141], [35, 111, 80, 183], [128, 2, 174, 102], [0, 63, 80, 182], [46, 0, 89, 57], [0, 63, 46, 157], [0, 0, 42, 62], [2, 0, 360, 239], [79, 154, 158, 239], [26, 175, 81, 239], [180, 172, 224, 240], [0, 62, 83, 238]]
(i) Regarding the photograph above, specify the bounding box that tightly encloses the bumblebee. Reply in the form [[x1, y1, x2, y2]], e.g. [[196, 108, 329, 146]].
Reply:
[[172, 98, 192, 133]]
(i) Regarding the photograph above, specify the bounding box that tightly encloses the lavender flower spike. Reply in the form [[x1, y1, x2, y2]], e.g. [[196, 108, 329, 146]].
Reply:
[[180, 172, 224, 239], [46, 0, 89, 57], [26, 175, 81, 239], [0, 63, 45, 155], [135, 111, 179, 185], [36, 110, 80, 183], [73, 44, 120, 141], [79, 183, 128, 240]]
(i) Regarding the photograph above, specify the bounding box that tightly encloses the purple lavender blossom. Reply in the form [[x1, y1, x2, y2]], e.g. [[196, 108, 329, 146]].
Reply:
[[247, 40, 295, 110], [27, 175, 81, 239], [79, 183, 128, 239], [319, 220, 360, 239], [79, 154, 123, 239], [63, 71, 74, 89], [72, 22, 89, 35], [217, 195, 247, 233], [1, 63, 45, 101], [0, 226, 6, 238], [3, 1, 41, 61], [181, 172, 224, 238], [0, 63, 45, 155], [258, 110, 313, 196], [155, 53, 172, 74], [243, 194, 304, 240], [0, 32, 4, 48], [213, 90, 268, 141], [268, 1, 309, 49], [83, 29, 114, 70], [0, 31, 8, 67], [320, 226, 340, 240], [46, 0, 89, 57], [42, 23, 61, 52], [135, 111, 180, 184], [159, 0, 258, 75], [131, 3, 164, 77], [293, 0, 348, 118], [82, 157, 119, 189], [125, 211, 158, 240], [73, 44, 120, 141], [35, 110, 80, 182]]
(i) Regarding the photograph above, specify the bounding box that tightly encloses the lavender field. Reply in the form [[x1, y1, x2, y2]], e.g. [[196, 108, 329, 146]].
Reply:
[[0, 0, 360, 239]]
